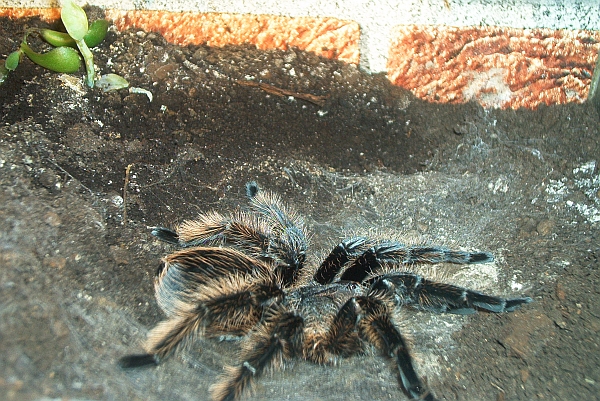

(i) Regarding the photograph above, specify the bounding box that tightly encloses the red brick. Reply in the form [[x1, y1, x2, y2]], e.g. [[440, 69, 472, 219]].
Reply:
[[0, 7, 60, 21], [387, 25, 600, 109], [105, 10, 360, 64]]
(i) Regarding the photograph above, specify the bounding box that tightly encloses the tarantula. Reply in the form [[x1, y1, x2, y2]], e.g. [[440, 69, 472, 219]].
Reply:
[[120, 182, 532, 401]]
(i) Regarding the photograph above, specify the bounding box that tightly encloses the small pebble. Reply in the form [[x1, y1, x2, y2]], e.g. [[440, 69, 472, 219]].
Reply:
[[536, 219, 554, 236]]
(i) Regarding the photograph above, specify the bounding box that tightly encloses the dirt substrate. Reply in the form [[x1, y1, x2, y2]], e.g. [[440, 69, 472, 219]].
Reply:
[[1, 12, 599, 401]]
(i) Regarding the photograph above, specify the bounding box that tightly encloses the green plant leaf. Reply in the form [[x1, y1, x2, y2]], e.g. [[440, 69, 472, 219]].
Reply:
[[61, 0, 88, 41], [96, 73, 129, 92], [84, 19, 109, 47], [40, 29, 74, 47], [20, 41, 81, 73], [5, 50, 21, 71], [41, 20, 109, 48]]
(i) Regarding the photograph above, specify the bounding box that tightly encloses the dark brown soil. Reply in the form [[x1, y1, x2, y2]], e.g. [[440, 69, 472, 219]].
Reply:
[[1, 11, 599, 401]]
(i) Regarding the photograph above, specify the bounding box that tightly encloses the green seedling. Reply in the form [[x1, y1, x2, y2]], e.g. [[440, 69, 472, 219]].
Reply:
[[0, 0, 116, 88], [0, 50, 21, 84], [20, 41, 81, 73], [4, 50, 21, 71], [61, 0, 95, 87], [96, 73, 130, 92], [41, 19, 110, 48]]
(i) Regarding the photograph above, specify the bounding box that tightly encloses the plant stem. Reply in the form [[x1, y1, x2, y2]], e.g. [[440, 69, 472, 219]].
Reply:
[[75, 38, 95, 87]]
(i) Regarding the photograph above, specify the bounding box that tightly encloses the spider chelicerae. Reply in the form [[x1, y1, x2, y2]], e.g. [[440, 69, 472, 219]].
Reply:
[[120, 182, 532, 401]]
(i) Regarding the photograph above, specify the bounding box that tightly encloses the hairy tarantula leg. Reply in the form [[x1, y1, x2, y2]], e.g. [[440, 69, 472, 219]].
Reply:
[[386, 243, 494, 265], [245, 182, 308, 286], [210, 308, 304, 401], [175, 211, 274, 256], [245, 181, 301, 231], [313, 237, 368, 284], [305, 294, 364, 364], [354, 296, 437, 401], [340, 242, 494, 283], [339, 246, 379, 283], [118, 311, 204, 369], [153, 208, 271, 254], [120, 274, 284, 370], [369, 272, 533, 314]]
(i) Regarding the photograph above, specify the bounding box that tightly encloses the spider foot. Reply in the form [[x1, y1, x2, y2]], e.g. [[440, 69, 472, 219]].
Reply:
[[151, 226, 180, 244], [118, 353, 158, 368]]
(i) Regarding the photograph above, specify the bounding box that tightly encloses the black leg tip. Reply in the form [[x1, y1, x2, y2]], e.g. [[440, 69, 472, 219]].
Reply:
[[119, 353, 158, 369], [505, 296, 533, 311], [151, 227, 179, 244], [246, 181, 259, 198], [469, 252, 494, 263]]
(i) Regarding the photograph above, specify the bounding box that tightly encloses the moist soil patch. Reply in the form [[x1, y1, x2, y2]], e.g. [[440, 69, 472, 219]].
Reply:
[[1, 11, 599, 401]]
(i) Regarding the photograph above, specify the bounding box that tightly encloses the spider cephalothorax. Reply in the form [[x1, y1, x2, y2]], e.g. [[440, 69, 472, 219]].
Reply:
[[120, 182, 532, 401]]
